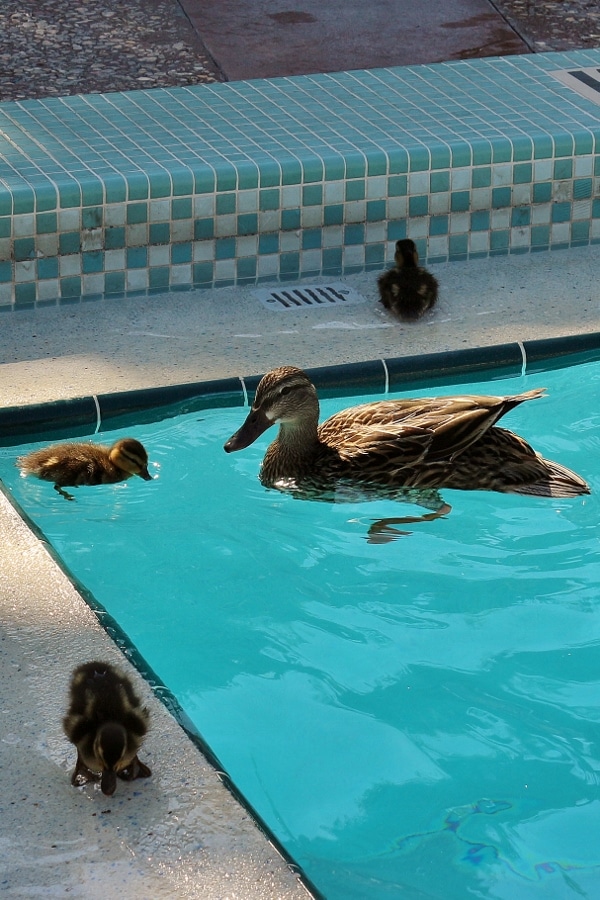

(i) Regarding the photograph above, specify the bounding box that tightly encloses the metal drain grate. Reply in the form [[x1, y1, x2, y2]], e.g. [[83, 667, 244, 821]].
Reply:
[[253, 282, 367, 310], [551, 67, 600, 106]]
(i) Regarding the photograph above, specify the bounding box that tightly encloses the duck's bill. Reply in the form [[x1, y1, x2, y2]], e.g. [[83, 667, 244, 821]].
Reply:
[[224, 407, 271, 452], [101, 770, 117, 796], [139, 467, 153, 481]]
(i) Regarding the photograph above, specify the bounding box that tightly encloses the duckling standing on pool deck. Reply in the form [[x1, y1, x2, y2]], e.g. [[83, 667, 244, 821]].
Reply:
[[17, 437, 152, 500], [377, 238, 439, 320], [63, 661, 152, 796]]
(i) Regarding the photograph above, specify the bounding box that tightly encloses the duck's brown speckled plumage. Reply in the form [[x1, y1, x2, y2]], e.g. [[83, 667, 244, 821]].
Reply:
[[63, 661, 151, 796], [17, 438, 152, 499], [224, 366, 589, 504], [378, 238, 438, 320]]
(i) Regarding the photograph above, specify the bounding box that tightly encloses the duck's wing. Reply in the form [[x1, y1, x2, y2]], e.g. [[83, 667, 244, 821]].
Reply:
[[318, 389, 546, 466]]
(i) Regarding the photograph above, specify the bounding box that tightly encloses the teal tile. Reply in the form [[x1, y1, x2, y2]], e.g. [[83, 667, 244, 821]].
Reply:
[[34, 182, 58, 212], [149, 171, 172, 199], [345, 152, 366, 179], [149, 222, 170, 244], [280, 252, 300, 275], [491, 141, 511, 163], [193, 262, 214, 284], [302, 156, 324, 183], [367, 150, 387, 176], [449, 233, 468, 256], [573, 130, 593, 155], [194, 167, 216, 193], [237, 213, 258, 235], [216, 164, 237, 191], [103, 176, 126, 205], [408, 146, 429, 172], [0, 218, 9, 238], [386, 147, 408, 175], [236, 160, 259, 189], [0, 260, 12, 282], [216, 236, 237, 258], [553, 134, 574, 158], [302, 229, 322, 250], [59, 180, 82, 208], [551, 202, 571, 223], [366, 199, 386, 221], [13, 187, 34, 214], [430, 171, 450, 193], [149, 267, 171, 290], [365, 243, 385, 266], [531, 224, 550, 246], [258, 233, 278, 254], [533, 135, 553, 159], [37, 257, 58, 279], [388, 175, 407, 197], [60, 276, 82, 298], [344, 224, 364, 245], [571, 220, 590, 242], [36, 212, 57, 234], [592, 198, 600, 218], [281, 159, 303, 185], [127, 247, 147, 268], [171, 169, 194, 196], [81, 206, 102, 229], [172, 243, 192, 264], [127, 203, 147, 225], [492, 187, 511, 208], [322, 247, 342, 272], [430, 215, 448, 235], [470, 210, 490, 231], [258, 160, 281, 189], [595, 157, 600, 177], [513, 163, 532, 184], [82, 251, 104, 274], [472, 167, 491, 188], [553, 159, 572, 180], [0, 193, 13, 216], [429, 145, 451, 170], [323, 154, 345, 180], [451, 142, 471, 167], [574, 178, 592, 200], [533, 182, 552, 203], [512, 135, 533, 161], [172, 197, 193, 219], [409, 195, 428, 217], [511, 206, 531, 227], [105, 226, 126, 249], [450, 191, 470, 212], [303, 184, 323, 206], [237, 257, 257, 280], [470, 139, 492, 166], [125, 173, 149, 201], [60, 232, 81, 254], [13, 238, 34, 261], [323, 204, 343, 226], [260, 188, 280, 211], [281, 208, 301, 230], [387, 220, 407, 240], [345, 180, 365, 202], [216, 193, 236, 215], [15, 282, 36, 304], [194, 218, 214, 240], [489, 230, 509, 251], [105, 271, 126, 294]]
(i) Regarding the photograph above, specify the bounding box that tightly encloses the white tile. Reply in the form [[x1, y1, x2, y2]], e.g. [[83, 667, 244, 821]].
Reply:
[[82, 273, 105, 295], [323, 181, 344, 205], [126, 268, 149, 291], [149, 200, 171, 222], [366, 175, 387, 200], [0, 282, 13, 304], [533, 160, 553, 182], [387, 196, 408, 218], [300, 249, 322, 272], [428, 235, 448, 258], [344, 244, 364, 266], [259, 210, 280, 231], [510, 226, 531, 248], [14, 260, 36, 282], [449, 212, 470, 234], [365, 221, 386, 243], [344, 200, 366, 224], [532, 204, 551, 224], [512, 183, 532, 206], [171, 219, 194, 242], [280, 186, 301, 209], [104, 249, 125, 271], [59, 255, 81, 276], [13, 215, 35, 237], [36, 234, 59, 257], [492, 164, 512, 187], [257, 254, 279, 277], [429, 192, 449, 215], [471, 188, 491, 211], [170, 264, 193, 285], [103, 206, 125, 228], [280, 231, 301, 252], [574, 155, 593, 177], [491, 208, 510, 229], [36, 279, 60, 301], [551, 223, 570, 243], [451, 168, 471, 191], [81, 227, 104, 251], [407, 218, 428, 239], [194, 194, 216, 217], [149, 245, 170, 266], [469, 231, 489, 253], [0, 238, 10, 261], [236, 234, 258, 257], [553, 180, 573, 202], [408, 172, 429, 194], [322, 226, 343, 248]]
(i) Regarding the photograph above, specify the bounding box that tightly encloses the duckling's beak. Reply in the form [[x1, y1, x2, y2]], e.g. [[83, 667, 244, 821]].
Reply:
[[224, 407, 272, 452], [138, 467, 153, 481], [101, 769, 117, 796]]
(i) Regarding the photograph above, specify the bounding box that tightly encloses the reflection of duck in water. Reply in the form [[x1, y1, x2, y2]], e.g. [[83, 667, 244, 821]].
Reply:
[[63, 661, 152, 797], [377, 238, 438, 320], [17, 437, 152, 500], [224, 366, 589, 541]]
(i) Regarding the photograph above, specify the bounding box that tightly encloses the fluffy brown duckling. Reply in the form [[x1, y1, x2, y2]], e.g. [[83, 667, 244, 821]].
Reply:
[[63, 661, 151, 796], [17, 437, 152, 500], [377, 238, 438, 320]]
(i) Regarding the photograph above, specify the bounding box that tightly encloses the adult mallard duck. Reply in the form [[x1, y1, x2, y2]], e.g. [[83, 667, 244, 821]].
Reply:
[[63, 661, 152, 796], [224, 366, 589, 538], [378, 238, 438, 320], [17, 437, 152, 500]]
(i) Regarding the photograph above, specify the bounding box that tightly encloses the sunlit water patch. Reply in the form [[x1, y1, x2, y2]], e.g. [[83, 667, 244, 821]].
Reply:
[[1, 361, 599, 899]]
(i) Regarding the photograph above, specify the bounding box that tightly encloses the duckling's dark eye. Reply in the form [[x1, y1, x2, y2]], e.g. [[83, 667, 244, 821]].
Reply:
[[279, 386, 293, 397]]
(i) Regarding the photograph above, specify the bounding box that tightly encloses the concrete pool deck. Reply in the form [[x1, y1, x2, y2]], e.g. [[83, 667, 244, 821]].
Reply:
[[0, 243, 599, 898]]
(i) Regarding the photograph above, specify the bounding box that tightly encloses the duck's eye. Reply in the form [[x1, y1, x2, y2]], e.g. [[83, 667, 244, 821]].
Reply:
[[279, 386, 293, 397]]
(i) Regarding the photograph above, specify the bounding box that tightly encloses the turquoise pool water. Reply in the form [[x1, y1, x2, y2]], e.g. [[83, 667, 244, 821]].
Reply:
[[1, 359, 599, 899]]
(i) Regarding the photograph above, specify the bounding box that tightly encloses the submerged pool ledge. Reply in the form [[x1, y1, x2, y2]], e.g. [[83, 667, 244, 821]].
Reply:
[[1, 331, 598, 444], [2, 49, 600, 306]]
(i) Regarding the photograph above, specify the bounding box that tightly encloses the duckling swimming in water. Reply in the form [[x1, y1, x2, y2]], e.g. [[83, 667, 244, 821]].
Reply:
[[63, 661, 151, 796], [17, 437, 152, 500], [377, 238, 438, 320]]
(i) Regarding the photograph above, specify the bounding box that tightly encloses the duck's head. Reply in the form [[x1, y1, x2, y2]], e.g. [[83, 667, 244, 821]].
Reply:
[[394, 238, 419, 268], [224, 366, 319, 452], [94, 722, 130, 796], [109, 438, 152, 480]]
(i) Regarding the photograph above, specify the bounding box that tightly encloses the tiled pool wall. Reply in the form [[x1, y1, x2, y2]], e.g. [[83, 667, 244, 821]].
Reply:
[[1, 49, 600, 307]]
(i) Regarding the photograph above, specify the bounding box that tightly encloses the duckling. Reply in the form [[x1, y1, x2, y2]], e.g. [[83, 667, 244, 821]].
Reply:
[[63, 661, 151, 796], [17, 437, 152, 500], [377, 238, 438, 320]]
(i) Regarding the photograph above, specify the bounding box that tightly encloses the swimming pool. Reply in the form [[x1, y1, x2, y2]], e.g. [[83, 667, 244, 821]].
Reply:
[[1, 350, 599, 899]]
